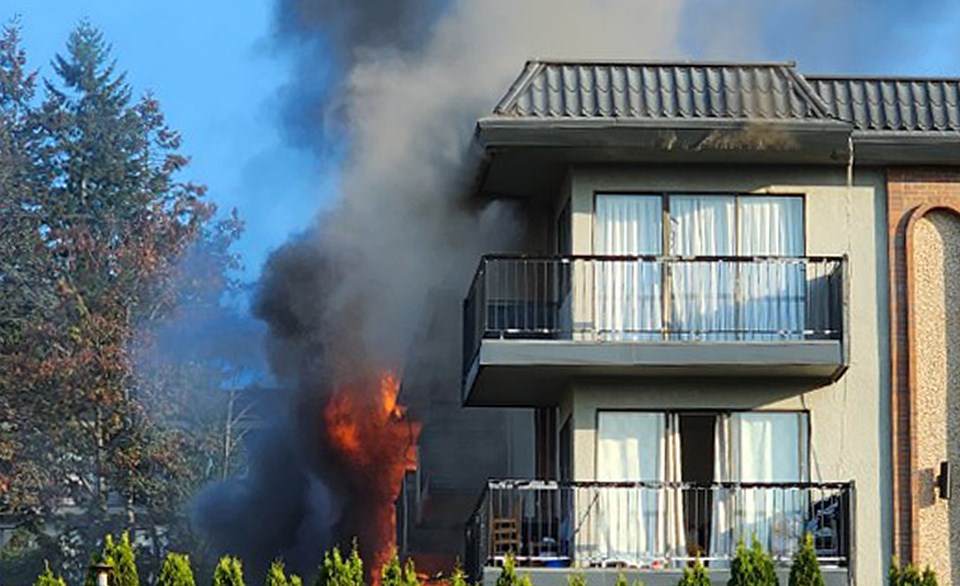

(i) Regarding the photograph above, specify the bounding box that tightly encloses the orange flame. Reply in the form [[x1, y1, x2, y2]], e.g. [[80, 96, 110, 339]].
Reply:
[[323, 372, 421, 583]]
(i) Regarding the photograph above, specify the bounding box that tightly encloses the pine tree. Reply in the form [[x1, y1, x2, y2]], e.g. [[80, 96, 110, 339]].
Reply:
[[212, 556, 245, 586], [566, 572, 586, 586], [494, 554, 531, 586], [157, 553, 196, 586], [787, 534, 823, 586], [679, 557, 711, 586], [33, 562, 67, 586], [728, 539, 779, 586], [267, 560, 290, 586], [449, 563, 468, 586], [316, 544, 364, 586], [103, 532, 139, 586], [754, 539, 779, 586], [920, 567, 938, 586], [381, 553, 403, 586]]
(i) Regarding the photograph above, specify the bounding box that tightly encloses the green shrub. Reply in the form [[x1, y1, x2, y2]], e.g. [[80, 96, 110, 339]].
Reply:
[[449, 563, 468, 586], [381, 552, 419, 586], [290, 576, 303, 586], [158, 553, 196, 586], [889, 559, 938, 586], [679, 557, 711, 586], [213, 556, 245, 586], [104, 532, 139, 586], [921, 568, 939, 586], [494, 554, 531, 586], [727, 539, 778, 586], [267, 560, 290, 586], [567, 572, 586, 586], [316, 544, 364, 586], [787, 534, 823, 586], [33, 562, 67, 586]]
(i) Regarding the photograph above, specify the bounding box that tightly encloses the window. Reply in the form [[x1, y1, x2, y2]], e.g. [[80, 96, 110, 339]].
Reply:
[[593, 409, 809, 564], [594, 194, 805, 340]]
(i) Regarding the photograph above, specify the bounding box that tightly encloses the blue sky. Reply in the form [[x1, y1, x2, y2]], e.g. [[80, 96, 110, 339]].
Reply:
[[2, 0, 337, 280], [5, 1, 960, 283]]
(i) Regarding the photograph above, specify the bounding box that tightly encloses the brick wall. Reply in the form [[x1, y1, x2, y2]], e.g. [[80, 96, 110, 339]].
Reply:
[[887, 167, 960, 561]]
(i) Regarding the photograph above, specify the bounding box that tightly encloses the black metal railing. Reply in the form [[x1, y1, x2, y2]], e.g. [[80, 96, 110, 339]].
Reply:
[[462, 255, 845, 375], [465, 480, 854, 580]]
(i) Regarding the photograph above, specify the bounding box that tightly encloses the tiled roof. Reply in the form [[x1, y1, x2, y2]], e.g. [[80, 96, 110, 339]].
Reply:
[[493, 60, 833, 122], [807, 77, 960, 132], [491, 60, 960, 134]]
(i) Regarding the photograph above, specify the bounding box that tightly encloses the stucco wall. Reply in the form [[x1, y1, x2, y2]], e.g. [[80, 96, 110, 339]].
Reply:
[[912, 210, 960, 585], [556, 164, 891, 586]]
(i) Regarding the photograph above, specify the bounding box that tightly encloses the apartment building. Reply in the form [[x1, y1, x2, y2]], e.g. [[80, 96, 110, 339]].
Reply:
[[401, 60, 960, 586]]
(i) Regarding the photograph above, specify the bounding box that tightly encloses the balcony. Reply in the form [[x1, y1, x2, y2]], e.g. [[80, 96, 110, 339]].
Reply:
[[462, 255, 847, 405], [465, 480, 854, 586]]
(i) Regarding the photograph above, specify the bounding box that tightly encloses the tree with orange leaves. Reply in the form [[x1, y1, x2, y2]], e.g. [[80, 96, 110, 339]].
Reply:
[[0, 19, 244, 583]]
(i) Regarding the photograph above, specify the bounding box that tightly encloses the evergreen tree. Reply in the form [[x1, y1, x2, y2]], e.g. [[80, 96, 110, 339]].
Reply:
[[920, 567, 938, 586], [889, 560, 937, 586], [679, 557, 712, 586], [494, 555, 531, 586], [267, 560, 290, 586], [448, 563, 468, 586], [102, 532, 139, 586], [381, 552, 419, 586], [787, 534, 823, 586], [212, 556, 245, 586], [33, 562, 67, 586], [0, 17, 244, 585], [316, 544, 364, 586], [158, 553, 196, 586], [728, 539, 779, 586]]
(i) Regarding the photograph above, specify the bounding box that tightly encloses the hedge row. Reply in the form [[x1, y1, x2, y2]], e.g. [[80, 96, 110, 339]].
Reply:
[[27, 532, 939, 586]]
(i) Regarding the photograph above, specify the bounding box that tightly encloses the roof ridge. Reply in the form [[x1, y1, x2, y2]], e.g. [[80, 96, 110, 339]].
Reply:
[[808, 73, 960, 83], [525, 57, 798, 68]]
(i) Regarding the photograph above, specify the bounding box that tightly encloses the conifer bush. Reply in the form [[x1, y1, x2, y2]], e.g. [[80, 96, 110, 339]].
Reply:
[[727, 539, 779, 586], [495, 554, 531, 586], [678, 557, 711, 586], [316, 544, 364, 586], [267, 560, 290, 586], [33, 562, 67, 586], [889, 559, 938, 586], [787, 534, 823, 586], [158, 553, 196, 586], [103, 532, 139, 586], [449, 563, 468, 586], [213, 556, 245, 586], [381, 552, 420, 586], [566, 572, 586, 586]]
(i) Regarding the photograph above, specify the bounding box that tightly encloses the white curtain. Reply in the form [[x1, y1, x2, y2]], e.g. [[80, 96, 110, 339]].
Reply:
[[595, 412, 664, 566], [709, 415, 733, 565], [738, 197, 805, 340], [730, 412, 808, 562], [594, 195, 662, 340], [663, 413, 687, 564], [669, 196, 737, 340]]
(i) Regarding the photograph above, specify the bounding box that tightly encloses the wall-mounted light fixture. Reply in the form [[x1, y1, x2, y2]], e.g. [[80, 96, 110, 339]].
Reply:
[[937, 460, 951, 500]]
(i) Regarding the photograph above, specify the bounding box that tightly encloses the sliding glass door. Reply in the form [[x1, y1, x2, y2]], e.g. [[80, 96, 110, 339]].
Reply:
[[595, 412, 685, 566], [712, 412, 809, 561], [737, 197, 805, 340], [594, 195, 662, 340], [669, 196, 737, 340], [594, 193, 805, 341]]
